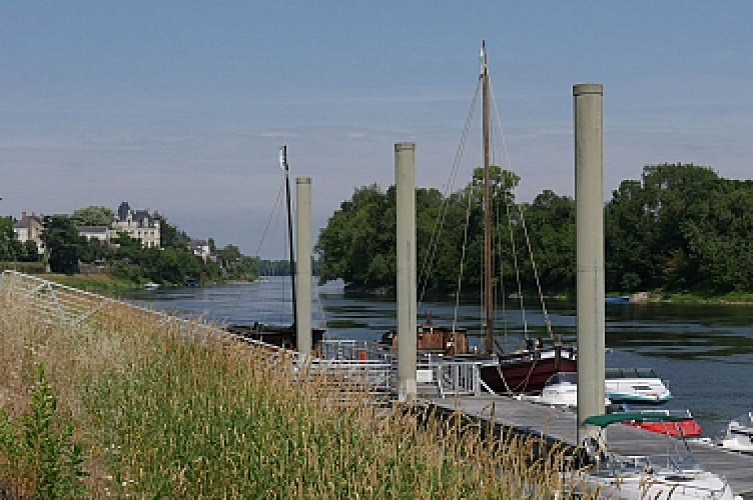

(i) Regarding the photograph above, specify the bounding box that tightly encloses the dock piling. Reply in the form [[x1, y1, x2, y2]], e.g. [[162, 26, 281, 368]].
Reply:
[[574, 83, 606, 443]]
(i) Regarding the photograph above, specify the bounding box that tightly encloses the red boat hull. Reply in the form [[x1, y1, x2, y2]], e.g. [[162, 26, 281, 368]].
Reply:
[[479, 347, 577, 395], [625, 419, 702, 437]]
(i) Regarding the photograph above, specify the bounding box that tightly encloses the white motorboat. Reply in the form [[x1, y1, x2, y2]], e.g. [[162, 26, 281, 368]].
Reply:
[[719, 412, 753, 454], [605, 367, 672, 404], [520, 372, 611, 409], [522, 370, 671, 409], [563, 413, 741, 499]]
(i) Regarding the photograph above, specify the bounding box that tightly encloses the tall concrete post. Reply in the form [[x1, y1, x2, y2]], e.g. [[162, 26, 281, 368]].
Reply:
[[395, 142, 417, 403], [295, 176, 313, 355], [574, 83, 605, 443]]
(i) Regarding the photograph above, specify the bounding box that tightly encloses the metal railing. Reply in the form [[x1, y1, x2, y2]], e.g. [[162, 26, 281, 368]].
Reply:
[[318, 339, 483, 398], [1, 271, 485, 401], [0, 270, 244, 346], [0, 271, 395, 401], [417, 355, 482, 398], [1, 270, 116, 327]]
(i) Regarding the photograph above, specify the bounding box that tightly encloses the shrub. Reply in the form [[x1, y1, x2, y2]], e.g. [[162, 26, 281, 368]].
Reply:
[[0, 363, 87, 498]]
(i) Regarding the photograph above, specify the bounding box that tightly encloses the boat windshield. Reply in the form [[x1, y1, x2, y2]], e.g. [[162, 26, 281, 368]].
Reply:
[[731, 412, 753, 429], [595, 453, 702, 475], [605, 367, 658, 379], [665, 453, 702, 473], [546, 372, 578, 385]]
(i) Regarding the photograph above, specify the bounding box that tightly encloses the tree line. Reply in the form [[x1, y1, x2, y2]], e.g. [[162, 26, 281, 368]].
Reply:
[[1, 206, 259, 285], [316, 163, 753, 296]]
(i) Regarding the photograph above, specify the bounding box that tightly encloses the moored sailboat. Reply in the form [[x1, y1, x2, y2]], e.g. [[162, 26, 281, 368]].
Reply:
[[382, 42, 576, 395], [473, 43, 577, 395], [225, 146, 325, 349]]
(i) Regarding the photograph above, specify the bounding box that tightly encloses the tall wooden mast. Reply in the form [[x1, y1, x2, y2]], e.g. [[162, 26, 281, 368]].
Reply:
[[280, 145, 298, 328], [481, 41, 494, 354]]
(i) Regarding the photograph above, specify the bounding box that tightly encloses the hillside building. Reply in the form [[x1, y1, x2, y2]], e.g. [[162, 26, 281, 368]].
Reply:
[[108, 202, 161, 248], [12, 212, 44, 254]]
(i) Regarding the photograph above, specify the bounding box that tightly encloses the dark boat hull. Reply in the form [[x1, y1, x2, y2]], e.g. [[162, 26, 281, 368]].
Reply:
[[225, 323, 325, 350], [480, 347, 577, 395]]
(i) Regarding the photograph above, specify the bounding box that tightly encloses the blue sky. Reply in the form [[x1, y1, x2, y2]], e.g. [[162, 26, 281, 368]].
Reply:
[[2, 2, 752, 258]]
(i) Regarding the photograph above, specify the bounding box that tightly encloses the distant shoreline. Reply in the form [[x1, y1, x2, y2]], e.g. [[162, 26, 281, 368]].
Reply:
[[22, 272, 753, 306]]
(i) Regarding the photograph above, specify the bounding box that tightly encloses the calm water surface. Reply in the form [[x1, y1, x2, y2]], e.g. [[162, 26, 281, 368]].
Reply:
[[126, 276, 753, 438]]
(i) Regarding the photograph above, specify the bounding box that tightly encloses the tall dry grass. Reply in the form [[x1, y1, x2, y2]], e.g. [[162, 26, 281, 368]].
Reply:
[[0, 279, 587, 498]]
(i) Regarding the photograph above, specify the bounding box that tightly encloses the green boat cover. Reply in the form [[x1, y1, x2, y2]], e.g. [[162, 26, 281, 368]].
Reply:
[[583, 412, 688, 428]]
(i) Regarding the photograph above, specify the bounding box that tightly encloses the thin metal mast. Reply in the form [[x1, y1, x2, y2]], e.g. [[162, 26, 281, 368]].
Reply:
[[481, 41, 494, 354], [280, 145, 298, 328]]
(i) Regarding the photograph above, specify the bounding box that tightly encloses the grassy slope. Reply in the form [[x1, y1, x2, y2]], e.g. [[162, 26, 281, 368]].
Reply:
[[0, 281, 581, 499], [42, 272, 140, 294]]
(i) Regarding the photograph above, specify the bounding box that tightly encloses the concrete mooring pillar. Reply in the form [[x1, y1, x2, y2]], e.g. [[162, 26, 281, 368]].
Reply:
[[574, 83, 605, 443], [295, 176, 313, 355], [395, 142, 417, 403]]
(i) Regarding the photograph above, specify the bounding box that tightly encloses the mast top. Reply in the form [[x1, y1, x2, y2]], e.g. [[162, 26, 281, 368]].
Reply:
[[480, 40, 488, 76], [279, 145, 288, 172]]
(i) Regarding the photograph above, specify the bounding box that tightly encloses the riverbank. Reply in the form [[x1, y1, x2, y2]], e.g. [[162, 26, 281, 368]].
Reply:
[[37, 273, 238, 297], [26, 270, 753, 306], [0, 276, 577, 498], [37, 272, 141, 295], [650, 291, 753, 305]]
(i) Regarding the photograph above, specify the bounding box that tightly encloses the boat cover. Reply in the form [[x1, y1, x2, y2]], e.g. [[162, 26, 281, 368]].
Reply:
[[584, 412, 688, 428]]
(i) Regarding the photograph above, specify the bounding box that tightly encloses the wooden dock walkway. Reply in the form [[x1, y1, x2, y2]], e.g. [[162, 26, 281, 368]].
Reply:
[[427, 395, 753, 498]]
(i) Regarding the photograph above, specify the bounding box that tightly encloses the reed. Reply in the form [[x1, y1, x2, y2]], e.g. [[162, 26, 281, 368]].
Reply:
[[0, 280, 590, 498]]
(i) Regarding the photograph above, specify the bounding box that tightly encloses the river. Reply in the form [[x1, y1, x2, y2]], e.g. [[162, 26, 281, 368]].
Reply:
[[124, 276, 753, 438]]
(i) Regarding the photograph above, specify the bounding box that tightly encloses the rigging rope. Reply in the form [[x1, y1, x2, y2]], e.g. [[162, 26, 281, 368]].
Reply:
[[229, 181, 290, 324], [415, 64, 555, 348], [488, 72, 553, 339], [453, 189, 474, 332], [417, 80, 481, 309], [517, 204, 554, 336]]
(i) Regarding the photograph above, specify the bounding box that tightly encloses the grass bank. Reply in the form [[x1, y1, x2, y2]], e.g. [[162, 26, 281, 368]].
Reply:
[[37, 272, 141, 295], [0, 279, 586, 498], [649, 291, 753, 305]]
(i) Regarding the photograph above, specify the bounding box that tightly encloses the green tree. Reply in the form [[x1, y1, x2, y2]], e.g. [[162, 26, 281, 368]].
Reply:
[[680, 179, 753, 292], [316, 170, 527, 294], [79, 238, 109, 264], [641, 163, 720, 289], [71, 206, 114, 227], [0, 217, 15, 262], [316, 184, 393, 288], [41, 216, 86, 275], [217, 245, 259, 280], [517, 190, 576, 292], [604, 162, 740, 293], [415, 187, 456, 293], [0, 217, 12, 240], [20, 240, 41, 262], [160, 217, 189, 249], [605, 179, 654, 291], [317, 161, 753, 296]]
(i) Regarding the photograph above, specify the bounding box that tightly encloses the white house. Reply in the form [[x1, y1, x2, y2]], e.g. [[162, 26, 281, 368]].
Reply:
[[189, 239, 211, 261], [108, 201, 161, 248], [77, 226, 109, 242], [12, 212, 44, 254]]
